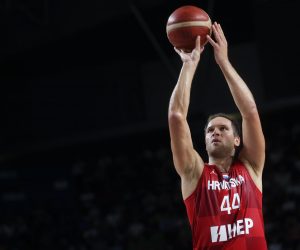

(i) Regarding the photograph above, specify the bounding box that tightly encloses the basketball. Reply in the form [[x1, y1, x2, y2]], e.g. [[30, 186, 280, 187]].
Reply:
[[166, 5, 212, 52]]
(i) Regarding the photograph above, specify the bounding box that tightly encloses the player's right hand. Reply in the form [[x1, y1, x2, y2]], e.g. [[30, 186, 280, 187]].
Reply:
[[174, 36, 204, 65]]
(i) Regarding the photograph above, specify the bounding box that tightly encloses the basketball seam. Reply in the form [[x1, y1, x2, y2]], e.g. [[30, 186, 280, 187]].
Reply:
[[166, 20, 212, 33]]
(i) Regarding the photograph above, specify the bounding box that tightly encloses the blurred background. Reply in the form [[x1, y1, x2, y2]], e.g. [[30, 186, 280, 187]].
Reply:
[[0, 0, 299, 249]]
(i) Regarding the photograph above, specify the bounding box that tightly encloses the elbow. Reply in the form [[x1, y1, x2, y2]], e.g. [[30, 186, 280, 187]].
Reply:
[[168, 111, 186, 129], [168, 110, 185, 124], [242, 103, 260, 120]]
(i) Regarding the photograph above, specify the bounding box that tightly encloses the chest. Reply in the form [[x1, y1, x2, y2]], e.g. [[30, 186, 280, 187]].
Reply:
[[205, 170, 251, 211]]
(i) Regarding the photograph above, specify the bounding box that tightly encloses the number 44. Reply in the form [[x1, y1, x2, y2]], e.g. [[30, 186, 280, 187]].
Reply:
[[221, 193, 240, 214]]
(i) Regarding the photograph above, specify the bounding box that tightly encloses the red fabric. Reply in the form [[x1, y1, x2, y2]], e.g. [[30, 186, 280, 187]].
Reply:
[[184, 161, 268, 249]]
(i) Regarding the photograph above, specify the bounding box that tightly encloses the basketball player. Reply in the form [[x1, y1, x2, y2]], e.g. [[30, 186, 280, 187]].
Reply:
[[168, 21, 268, 249]]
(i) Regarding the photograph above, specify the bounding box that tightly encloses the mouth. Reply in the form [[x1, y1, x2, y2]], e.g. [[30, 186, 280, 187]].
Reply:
[[211, 139, 221, 143]]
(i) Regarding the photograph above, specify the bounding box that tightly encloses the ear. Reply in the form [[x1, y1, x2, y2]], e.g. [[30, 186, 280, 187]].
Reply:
[[234, 136, 240, 147]]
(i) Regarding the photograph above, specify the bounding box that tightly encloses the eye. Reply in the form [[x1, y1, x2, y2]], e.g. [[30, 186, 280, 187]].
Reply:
[[207, 127, 214, 133], [220, 126, 227, 131]]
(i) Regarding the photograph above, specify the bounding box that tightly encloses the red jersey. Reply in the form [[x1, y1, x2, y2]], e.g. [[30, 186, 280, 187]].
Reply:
[[184, 161, 268, 249]]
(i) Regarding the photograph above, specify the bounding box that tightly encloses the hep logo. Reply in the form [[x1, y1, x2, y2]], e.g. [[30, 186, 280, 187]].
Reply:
[[210, 218, 253, 242]]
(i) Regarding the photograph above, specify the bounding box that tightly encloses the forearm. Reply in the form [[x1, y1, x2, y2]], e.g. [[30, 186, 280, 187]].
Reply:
[[219, 60, 257, 117], [169, 62, 198, 118]]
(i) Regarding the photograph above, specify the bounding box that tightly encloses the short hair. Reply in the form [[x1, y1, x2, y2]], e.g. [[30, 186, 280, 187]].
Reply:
[[204, 113, 241, 137]]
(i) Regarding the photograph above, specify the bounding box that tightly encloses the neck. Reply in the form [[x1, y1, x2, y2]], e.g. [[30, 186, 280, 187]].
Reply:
[[208, 156, 234, 173]]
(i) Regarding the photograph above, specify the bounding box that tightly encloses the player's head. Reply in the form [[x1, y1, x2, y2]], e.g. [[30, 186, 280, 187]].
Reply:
[[204, 113, 242, 159]]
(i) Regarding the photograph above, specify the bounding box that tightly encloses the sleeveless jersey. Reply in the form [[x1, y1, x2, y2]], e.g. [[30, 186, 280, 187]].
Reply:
[[184, 161, 268, 249]]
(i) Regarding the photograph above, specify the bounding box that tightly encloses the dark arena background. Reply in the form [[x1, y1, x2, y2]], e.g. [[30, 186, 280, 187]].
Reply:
[[1, 0, 299, 249]]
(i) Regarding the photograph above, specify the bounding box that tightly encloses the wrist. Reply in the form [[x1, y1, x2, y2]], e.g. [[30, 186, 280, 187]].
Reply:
[[183, 61, 198, 71], [217, 58, 231, 68]]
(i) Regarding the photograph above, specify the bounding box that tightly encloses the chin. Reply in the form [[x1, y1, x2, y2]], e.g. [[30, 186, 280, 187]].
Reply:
[[209, 148, 232, 159]]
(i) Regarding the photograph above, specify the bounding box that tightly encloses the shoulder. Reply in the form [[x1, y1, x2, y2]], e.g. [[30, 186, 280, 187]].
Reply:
[[232, 160, 248, 170]]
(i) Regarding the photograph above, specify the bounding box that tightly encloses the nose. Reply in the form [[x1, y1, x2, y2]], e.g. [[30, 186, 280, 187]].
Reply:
[[212, 128, 220, 136]]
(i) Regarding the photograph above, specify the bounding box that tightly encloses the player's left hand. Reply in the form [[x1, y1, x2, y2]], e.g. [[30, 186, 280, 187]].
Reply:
[[206, 22, 229, 65]]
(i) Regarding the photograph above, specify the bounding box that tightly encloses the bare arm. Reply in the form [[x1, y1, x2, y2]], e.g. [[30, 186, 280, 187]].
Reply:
[[168, 37, 205, 199], [207, 22, 265, 183]]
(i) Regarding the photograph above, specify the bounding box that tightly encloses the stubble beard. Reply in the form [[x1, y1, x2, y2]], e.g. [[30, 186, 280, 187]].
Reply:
[[207, 144, 235, 159]]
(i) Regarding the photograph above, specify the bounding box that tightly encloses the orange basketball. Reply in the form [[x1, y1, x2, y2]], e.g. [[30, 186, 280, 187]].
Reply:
[[166, 5, 212, 52]]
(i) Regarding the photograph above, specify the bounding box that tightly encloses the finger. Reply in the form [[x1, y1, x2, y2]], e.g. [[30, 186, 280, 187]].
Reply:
[[217, 23, 225, 36], [212, 22, 221, 42], [174, 47, 181, 54], [214, 22, 227, 41], [195, 35, 201, 51], [206, 34, 217, 47], [214, 23, 225, 39]]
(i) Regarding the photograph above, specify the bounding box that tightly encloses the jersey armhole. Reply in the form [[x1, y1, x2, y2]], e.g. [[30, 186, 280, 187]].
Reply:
[[184, 167, 205, 202], [239, 160, 263, 197]]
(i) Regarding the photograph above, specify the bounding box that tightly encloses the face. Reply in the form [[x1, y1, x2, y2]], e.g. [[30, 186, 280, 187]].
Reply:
[[205, 117, 240, 158]]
